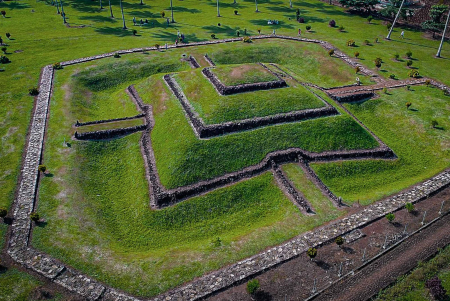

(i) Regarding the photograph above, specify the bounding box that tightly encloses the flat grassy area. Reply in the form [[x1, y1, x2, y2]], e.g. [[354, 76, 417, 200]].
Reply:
[[0, 268, 43, 301], [137, 73, 378, 189], [175, 68, 326, 123], [75, 118, 144, 134], [211, 63, 279, 86], [312, 85, 450, 205], [376, 244, 450, 301]]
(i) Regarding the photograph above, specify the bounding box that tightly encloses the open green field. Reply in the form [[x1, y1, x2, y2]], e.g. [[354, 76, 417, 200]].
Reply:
[[175, 67, 326, 123], [1, 0, 450, 297], [212, 63, 279, 85]]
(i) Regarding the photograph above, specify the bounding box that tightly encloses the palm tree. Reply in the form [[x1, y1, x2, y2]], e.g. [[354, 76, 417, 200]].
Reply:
[[100, 0, 104, 9], [436, 8, 450, 57], [217, 0, 220, 17], [289, 0, 292, 8], [140, 0, 144, 5], [255, 0, 259, 12], [386, 0, 406, 40], [60, 0, 67, 24], [120, 0, 127, 29], [170, 0, 175, 23], [108, 0, 114, 17]]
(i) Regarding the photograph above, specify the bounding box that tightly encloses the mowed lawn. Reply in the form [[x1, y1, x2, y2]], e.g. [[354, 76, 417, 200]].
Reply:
[[312, 85, 450, 205]]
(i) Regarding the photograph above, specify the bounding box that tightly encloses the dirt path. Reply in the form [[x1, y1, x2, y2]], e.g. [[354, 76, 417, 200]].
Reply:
[[312, 213, 450, 301]]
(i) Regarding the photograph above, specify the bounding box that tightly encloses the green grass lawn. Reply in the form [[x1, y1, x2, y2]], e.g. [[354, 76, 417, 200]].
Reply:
[[376, 245, 450, 301], [312, 85, 450, 205], [136, 73, 377, 189], [0, 268, 43, 301], [75, 118, 144, 134], [175, 67, 326, 123], [211, 63, 279, 86]]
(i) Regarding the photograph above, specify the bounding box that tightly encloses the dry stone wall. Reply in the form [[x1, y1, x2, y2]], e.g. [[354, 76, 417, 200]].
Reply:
[[75, 114, 145, 127], [74, 125, 147, 140], [7, 36, 450, 301]]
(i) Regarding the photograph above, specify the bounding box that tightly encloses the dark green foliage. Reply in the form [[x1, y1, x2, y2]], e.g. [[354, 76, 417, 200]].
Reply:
[[1, 11, 5, 17], [38, 165, 47, 173], [406, 102, 411, 109], [389, 74, 395, 79], [132, 29, 137, 36], [1, 47, 6, 54], [52, 62, 62, 70], [329, 19, 336, 27], [339, 25, 345, 31], [113, 53, 120, 58], [347, 39, 355, 46], [247, 279, 260, 294], [30, 212, 40, 222], [405, 202, 414, 212], [5, 33, 11, 39], [329, 49, 335, 56], [338, 0, 379, 12], [425, 277, 447, 300], [29, 87, 39, 96], [236, 30, 240, 37], [0, 207, 7, 218], [354, 51, 359, 58], [431, 120, 438, 128], [386, 212, 395, 222], [406, 60, 412, 67], [0, 55, 10, 64], [422, 5, 449, 38], [363, 39, 370, 45], [408, 69, 419, 78], [335, 236, 344, 247], [307, 247, 317, 259], [374, 57, 382, 68], [381, 0, 412, 20], [406, 50, 412, 58], [394, 53, 399, 60], [161, 11, 165, 18], [211, 33, 216, 39], [243, 36, 251, 43], [234, 10, 238, 15], [367, 15, 373, 23], [306, 25, 311, 30]]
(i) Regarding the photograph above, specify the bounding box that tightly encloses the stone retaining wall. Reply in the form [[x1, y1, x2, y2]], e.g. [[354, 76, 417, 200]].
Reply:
[[74, 125, 147, 140], [188, 56, 200, 68], [204, 54, 216, 66], [75, 114, 145, 127]]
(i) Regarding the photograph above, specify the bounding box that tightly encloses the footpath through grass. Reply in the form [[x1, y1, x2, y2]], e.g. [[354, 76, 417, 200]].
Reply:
[[312, 85, 450, 205]]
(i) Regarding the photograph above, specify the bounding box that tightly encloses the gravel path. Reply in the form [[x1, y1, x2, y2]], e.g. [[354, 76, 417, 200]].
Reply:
[[312, 213, 450, 301]]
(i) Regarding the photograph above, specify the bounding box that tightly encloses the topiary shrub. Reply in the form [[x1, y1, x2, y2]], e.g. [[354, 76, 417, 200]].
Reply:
[[405, 202, 414, 212], [234, 10, 238, 15], [363, 39, 370, 45], [386, 22, 392, 30], [374, 57, 382, 69], [394, 53, 399, 60], [30, 212, 40, 222], [38, 164, 47, 173], [299, 17, 305, 23], [0, 55, 10, 64], [52, 62, 62, 70], [211, 33, 216, 39], [307, 247, 317, 260], [6, 33, 11, 39], [236, 30, 240, 37], [367, 16, 373, 23], [389, 74, 396, 79], [347, 39, 355, 46], [408, 69, 419, 78], [29, 87, 39, 96], [328, 49, 334, 56], [386, 212, 395, 222], [406, 60, 413, 67], [1, 47, 6, 54], [114, 53, 121, 58], [406, 50, 412, 58], [431, 120, 439, 128], [355, 66, 360, 73], [0, 207, 7, 219], [1, 11, 6, 18], [338, 25, 345, 32], [426, 277, 447, 300], [247, 279, 260, 295], [306, 25, 311, 30], [354, 51, 360, 58], [257, 28, 261, 34], [161, 11, 165, 18], [154, 43, 160, 50], [335, 236, 344, 248], [132, 29, 137, 36], [243, 36, 252, 43], [329, 19, 336, 27], [374, 37, 379, 43], [425, 79, 431, 86], [383, 87, 388, 94], [406, 101, 412, 109]]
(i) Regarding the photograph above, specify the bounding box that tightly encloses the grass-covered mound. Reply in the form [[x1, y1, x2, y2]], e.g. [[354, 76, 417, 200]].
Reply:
[[137, 74, 378, 189], [312, 85, 450, 204], [211, 63, 279, 86], [175, 68, 326, 124]]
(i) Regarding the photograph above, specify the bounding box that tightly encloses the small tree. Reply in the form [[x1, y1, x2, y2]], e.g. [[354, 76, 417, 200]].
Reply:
[[374, 57, 382, 69], [405, 202, 414, 212], [211, 33, 216, 39], [363, 39, 370, 45], [306, 25, 311, 31], [354, 51, 360, 58], [1, 47, 6, 54], [328, 49, 334, 56], [132, 29, 137, 36], [6, 33, 11, 39], [234, 9, 238, 15], [394, 53, 399, 60], [406, 60, 413, 67], [236, 30, 240, 37], [30, 212, 40, 222], [329, 19, 336, 27], [52, 62, 62, 70], [347, 39, 355, 46], [355, 66, 360, 73], [38, 164, 47, 173], [339, 25, 345, 32], [1, 11, 6, 18], [431, 120, 439, 128], [422, 4, 449, 39], [408, 69, 419, 78], [154, 43, 160, 50], [406, 102, 412, 109], [367, 16, 373, 23], [0, 207, 7, 220], [29, 87, 39, 96], [246, 279, 260, 295], [389, 74, 396, 79], [383, 87, 388, 94], [161, 11, 165, 18], [335, 236, 344, 248], [386, 212, 395, 223], [426, 276, 447, 300], [0, 55, 10, 64], [406, 50, 412, 58], [257, 28, 261, 34], [307, 247, 317, 260]]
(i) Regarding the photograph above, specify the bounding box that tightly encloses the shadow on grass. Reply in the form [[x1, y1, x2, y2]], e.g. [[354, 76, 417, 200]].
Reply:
[[170, 6, 201, 14], [151, 31, 206, 43], [128, 9, 159, 19], [0, 2, 30, 10], [79, 15, 118, 23], [249, 19, 294, 29], [94, 26, 132, 37], [202, 24, 242, 36]]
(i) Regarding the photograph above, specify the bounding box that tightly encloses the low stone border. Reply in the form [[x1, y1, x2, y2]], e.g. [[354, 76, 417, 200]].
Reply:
[[204, 54, 216, 66], [6, 35, 450, 301], [163, 74, 339, 139], [74, 125, 147, 140], [188, 56, 200, 69]]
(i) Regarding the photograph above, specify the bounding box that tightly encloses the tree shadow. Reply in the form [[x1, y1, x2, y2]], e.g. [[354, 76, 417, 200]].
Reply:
[[94, 26, 132, 37], [128, 9, 159, 19], [151, 31, 206, 43], [36, 220, 48, 228], [315, 259, 331, 270], [434, 126, 445, 130], [266, 5, 293, 13], [0, 2, 30, 10], [343, 246, 355, 254], [202, 24, 242, 36], [3, 217, 13, 225], [0, 265, 7, 274], [254, 290, 273, 301], [79, 15, 118, 23], [170, 6, 201, 13]]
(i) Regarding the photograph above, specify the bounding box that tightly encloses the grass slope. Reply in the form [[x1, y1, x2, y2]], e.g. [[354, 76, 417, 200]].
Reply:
[[0, 268, 42, 301], [312, 85, 450, 205], [212, 63, 279, 86]]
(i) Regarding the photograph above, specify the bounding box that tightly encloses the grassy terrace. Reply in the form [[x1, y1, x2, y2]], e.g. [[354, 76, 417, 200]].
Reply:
[[175, 68, 326, 123], [211, 63, 279, 86], [137, 73, 378, 189], [313, 85, 450, 205]]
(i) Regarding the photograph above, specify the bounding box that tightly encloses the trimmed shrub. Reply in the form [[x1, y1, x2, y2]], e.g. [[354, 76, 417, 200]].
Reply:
[[132, 29, 137, 36], [347, 39, 355, 46], [1, 11, 6, 18], [425, 79, 431, 86], [374, 57, 382, 69], [386, 212, 395, 222], [52, 62, 62, 70], [38, 164, 47, 173], [329, 19, 336, 27], [406, 60, 413, 67], [30, 212, 40, 222], [354, 51, 360, 58], [339, 25, 345, 32], [386, 22, 392, 30], [236, 30, 240, 37], [406, 50, 412, 58], [367, 16, 373, 23], [257, 28, 261, 34], [0, 55, 10, 64], [306, 25, 311, 30], [389, 73, 396, 79], [431, 120, 439, 128], [363, 39, 370, 45], [29, 87, 39, 96], [405, 202, 414, 212], [355, 66, 360, 73], [0, 207, 7, 219], [161, 11, 165, 18], [6, 33, 11, 39], [408, 69, 419, 78], [243, 36, 252, 43], [425, 277, 447, 300], [307, 247, 317, 260], [234, 9, 238, 15], [383, 87, 388, 94], [328, 49, 334, 56], [406, 101, 412, 109], [114, 53, 120, 58], [299, 17, 305, 23], [154, 43, 160, 50], [1, 47, 6, 54], [211, 33, 216, 39], [374, 37, 379, 43], [247, 279, 260, 295], [335, 236, 344, 247], [394, 53, 399, 60]]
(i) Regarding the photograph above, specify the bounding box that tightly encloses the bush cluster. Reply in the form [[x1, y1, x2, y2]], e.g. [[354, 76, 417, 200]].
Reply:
[[0, 55, 10, 64], [426, 277, 447, 300], [52, 62, 63, 70], [347, 39, 355, 47], [329, 19, 336, 27], [408, 69, 419, 78], [29, 87, 39, 96], [242, 36, 252, 43], [246, 279, 260, 295], [328, 49, 334, 56]]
